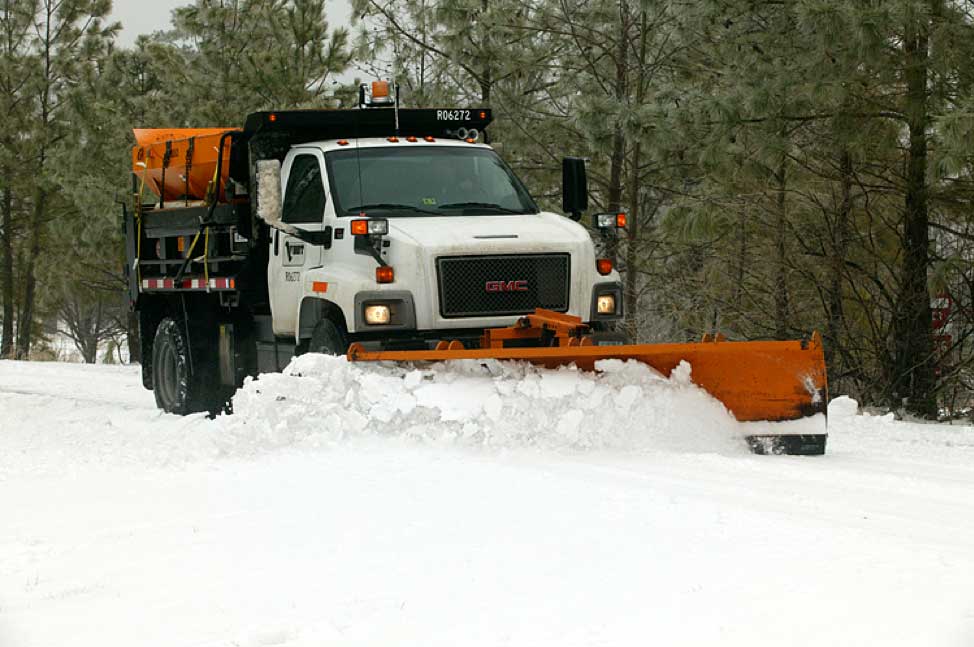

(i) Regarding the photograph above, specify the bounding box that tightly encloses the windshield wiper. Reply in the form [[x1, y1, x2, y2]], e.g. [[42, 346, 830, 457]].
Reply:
[[437, 202, 524, 215], [345, 203, 441, 217]]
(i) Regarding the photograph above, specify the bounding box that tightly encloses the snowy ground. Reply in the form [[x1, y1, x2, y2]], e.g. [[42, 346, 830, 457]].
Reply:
[[1, 358, 973, 647]]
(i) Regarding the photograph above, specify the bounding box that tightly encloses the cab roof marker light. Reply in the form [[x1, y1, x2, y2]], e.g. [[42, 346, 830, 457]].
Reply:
[[337, 139, 350, 146], [424, 135, 435, 142], [387, 136, 399, 142], [406, 136, 418, 142], [370, 81, 393, 105]]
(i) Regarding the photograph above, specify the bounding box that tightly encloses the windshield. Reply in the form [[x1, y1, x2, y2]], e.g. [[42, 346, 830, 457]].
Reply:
[[325, 146, 539, 217]]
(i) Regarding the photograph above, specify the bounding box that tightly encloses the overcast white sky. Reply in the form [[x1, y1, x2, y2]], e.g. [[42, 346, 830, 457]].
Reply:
[[109, 0, 354, 46]]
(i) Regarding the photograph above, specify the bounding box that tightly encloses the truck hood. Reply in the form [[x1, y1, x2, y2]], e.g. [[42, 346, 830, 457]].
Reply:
[[385, 212, 591, 251]]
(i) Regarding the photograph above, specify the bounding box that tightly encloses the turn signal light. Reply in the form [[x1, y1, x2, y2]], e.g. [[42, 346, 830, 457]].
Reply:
[[597, 259, 613, 275], [376, 266, 395, 283], [616, 212, 627, 228], [351, 220, 369, 236]]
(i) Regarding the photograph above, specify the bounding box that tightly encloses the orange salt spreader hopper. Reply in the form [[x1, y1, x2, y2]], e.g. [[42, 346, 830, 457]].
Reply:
[[132, 128, 239, 203], [348, 309, 829, 455]]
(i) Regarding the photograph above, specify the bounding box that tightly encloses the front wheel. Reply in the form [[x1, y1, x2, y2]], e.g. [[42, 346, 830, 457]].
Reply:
[[152, 317, 211, 414], [307, 318, 348, 356]]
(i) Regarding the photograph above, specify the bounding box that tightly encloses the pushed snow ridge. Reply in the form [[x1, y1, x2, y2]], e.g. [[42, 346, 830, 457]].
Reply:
[[221, 354, 748, 455]]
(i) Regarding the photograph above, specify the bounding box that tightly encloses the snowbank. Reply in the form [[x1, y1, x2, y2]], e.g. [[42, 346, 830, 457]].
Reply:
[[218, 354, 749, 455]]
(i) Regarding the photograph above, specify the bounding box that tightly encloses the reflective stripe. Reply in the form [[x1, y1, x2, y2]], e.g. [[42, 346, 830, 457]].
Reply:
[[140, 277, 235, 291]]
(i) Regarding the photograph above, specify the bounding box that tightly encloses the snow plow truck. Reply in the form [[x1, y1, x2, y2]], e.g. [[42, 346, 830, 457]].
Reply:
[[124, 81, 828, 455]]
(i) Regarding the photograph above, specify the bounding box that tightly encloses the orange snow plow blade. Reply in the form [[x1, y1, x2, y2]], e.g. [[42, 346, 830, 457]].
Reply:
[[347, 309, 829, 455]]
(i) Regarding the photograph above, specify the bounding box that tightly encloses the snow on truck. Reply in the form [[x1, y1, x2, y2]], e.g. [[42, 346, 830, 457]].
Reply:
[[125, 81, 829, 455]]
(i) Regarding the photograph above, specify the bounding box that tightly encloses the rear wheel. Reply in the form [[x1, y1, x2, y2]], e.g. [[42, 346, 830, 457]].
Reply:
[[307, 318, 347, 355], [152, 317, 222, 415]]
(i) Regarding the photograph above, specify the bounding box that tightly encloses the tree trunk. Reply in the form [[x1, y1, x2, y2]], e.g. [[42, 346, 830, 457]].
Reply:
[[0, 172, 13, 359], [825, 150, 852, 385], [605, 8, 630, 265], [772, 157, 790, 340], [479, 0, 491, 105], [15, 187, 44, 359], [622, 8, 648, 342], [623, 139, 641, 341], [893, 12, 937, 417]]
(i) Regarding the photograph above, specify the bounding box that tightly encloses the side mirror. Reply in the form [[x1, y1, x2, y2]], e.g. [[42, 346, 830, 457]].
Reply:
[[562, 157, 588, 221], [256, 159, 283, 227]]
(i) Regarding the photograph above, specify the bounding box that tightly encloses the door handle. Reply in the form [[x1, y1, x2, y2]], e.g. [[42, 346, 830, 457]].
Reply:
[[273, 229, 279, 256]]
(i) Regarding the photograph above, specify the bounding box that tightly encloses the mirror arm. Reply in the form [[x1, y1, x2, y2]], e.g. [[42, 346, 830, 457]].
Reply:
[[276, 223, 333, 249]]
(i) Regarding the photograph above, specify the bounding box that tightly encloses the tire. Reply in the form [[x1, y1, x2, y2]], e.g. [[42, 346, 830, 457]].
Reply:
[[152, 317, 208, 415], [307, 318, 347, 356]]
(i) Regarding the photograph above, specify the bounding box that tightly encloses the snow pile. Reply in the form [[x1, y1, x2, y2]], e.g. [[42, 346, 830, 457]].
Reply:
[[218, 354, 748, 455], [826, 394, 974, 459], [828, 395, 859, 420], [0, 356, 750, 475]]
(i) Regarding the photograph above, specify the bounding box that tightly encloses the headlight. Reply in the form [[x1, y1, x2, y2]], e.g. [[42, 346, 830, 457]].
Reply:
[[597, 294, 616, 315], [364, 304, 391, 325], [367, 219, 389, 235]]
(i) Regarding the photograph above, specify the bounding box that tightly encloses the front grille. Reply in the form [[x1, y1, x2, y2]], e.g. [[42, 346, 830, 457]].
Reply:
[[437, 253, 571, 318]]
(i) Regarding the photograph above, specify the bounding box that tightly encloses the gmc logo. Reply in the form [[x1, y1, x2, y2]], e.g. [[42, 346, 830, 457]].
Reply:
[[486, 280, 528, 293]]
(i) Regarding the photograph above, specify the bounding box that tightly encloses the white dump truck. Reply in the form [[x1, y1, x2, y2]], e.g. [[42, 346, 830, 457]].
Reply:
[[126, 82, 626, 415]]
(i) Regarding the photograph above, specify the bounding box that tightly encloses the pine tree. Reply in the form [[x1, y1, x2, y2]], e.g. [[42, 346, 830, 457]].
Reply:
[[13, 0, 116, 359], [171, 0, 352, 124], [0, 0, 35, 358]]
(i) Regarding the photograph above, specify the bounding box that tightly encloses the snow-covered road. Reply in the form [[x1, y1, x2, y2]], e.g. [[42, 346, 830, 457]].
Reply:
[[1, 359, 973, 646]]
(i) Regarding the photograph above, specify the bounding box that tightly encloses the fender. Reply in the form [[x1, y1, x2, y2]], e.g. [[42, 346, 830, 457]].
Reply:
[[297, 296, 348, 342]]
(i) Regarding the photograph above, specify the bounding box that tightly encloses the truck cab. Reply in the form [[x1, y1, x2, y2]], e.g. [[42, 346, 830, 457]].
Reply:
[[267, 136, 623, 354]]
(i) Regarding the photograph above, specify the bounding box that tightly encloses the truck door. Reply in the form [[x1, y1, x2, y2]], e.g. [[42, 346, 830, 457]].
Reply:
[[269, 151, 328, 337]]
